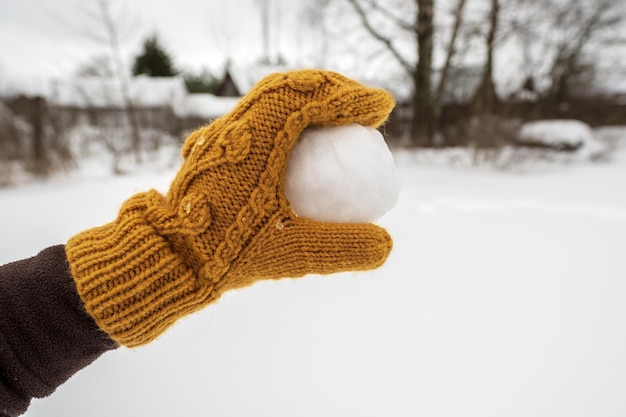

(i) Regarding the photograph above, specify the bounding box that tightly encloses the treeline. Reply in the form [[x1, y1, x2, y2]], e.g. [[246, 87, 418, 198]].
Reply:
[[336, 0, 626, 147]]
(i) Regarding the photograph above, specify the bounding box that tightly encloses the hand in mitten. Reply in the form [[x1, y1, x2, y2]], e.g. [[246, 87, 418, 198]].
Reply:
[[66, 70, 395, 347]]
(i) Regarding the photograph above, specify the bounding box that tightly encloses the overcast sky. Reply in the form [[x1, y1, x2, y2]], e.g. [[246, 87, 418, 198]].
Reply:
[[4, 0, 625, 99], [0, 0, 316, 95]]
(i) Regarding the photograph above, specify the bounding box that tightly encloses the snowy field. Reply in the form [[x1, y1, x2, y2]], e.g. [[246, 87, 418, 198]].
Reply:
[[2, 129, 626, 417]]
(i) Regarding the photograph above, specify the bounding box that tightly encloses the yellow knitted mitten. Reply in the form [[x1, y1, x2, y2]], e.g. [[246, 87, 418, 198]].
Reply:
[[65, 70, 396, 347]]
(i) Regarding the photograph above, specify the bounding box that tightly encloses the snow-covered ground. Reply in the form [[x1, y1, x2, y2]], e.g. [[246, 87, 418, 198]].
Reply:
[[2, 128, 626, 417]]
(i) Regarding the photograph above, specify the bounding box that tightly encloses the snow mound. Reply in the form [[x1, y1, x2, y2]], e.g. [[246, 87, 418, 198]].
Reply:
[[519, 119, 606, 157]]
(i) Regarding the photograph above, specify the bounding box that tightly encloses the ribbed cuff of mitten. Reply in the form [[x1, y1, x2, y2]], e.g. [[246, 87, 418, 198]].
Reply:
[[65, 192, 209, 348]]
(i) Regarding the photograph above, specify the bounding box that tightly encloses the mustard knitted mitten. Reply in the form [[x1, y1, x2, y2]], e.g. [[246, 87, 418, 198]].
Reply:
[[65, 70, 396, 347]]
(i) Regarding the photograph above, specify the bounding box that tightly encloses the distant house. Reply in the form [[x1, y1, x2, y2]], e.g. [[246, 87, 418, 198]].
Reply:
[[175, 63, 292, 131], [48, 73, 262, 135], [215, 71, 240, 97], [49, 75, 188, 134], [215, 63, 291, 97]]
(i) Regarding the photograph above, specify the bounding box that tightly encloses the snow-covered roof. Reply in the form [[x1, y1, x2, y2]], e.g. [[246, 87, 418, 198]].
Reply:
[[50, 75, 188, 115], [184, 94, 240, 119]]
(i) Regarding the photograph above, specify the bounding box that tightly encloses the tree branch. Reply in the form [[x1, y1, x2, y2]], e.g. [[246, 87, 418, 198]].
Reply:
[[434, 0, 467, 108], [366, 0, 415, 32], [345, 0, 414, 75]]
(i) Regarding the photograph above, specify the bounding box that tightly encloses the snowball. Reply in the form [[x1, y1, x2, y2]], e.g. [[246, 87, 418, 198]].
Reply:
[[285, 123, 401, 223]]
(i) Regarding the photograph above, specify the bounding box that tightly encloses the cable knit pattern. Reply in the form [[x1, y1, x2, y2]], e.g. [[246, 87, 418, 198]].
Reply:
[[65, 70, 396, 347]]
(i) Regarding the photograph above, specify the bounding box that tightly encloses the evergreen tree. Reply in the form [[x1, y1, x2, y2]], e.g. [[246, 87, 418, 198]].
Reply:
[[132, 35, 177, 77], [183, 68, 220, 94]]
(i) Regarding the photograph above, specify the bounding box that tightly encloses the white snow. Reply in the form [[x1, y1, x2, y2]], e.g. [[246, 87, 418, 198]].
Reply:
[[183, 94, 241, 120], [1, 129, 625, 417], [285, 124, 401, 223]]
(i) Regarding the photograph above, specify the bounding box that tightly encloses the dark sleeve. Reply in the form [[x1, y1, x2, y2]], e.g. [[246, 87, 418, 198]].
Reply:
[[0, 245, 118, 417]]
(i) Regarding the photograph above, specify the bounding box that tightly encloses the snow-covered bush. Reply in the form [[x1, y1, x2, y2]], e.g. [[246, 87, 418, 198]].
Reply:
[[67, 124, 182, 175], [518, 119, 606, 159]]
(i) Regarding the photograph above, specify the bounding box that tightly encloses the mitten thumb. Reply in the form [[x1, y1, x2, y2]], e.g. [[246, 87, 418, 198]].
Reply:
[[221, 213, 392, 291]]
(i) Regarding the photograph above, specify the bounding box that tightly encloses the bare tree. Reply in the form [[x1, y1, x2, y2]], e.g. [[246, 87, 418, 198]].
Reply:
[[345, 0, 436, 146], [433, 0, 468, 132], [333, 0, 624, 148], [76, 55, 115, 77], [506, 0, 625, 103], [56, 0, 142, 161], [258, 0, 272, 63], [299, 0, 333, 67], [342, 0, 479, 147], [94, 0, 142, 159], [415, 0, 435, 143], [471, 0, 500, 115], [544, 0, 624, 103]]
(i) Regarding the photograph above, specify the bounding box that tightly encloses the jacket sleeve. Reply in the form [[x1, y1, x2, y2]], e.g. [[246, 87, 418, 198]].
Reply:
[[0, 245, 118, 417]]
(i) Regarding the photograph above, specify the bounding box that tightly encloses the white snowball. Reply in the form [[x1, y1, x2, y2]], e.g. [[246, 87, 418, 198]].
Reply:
[[285, 123, 401, 223]]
